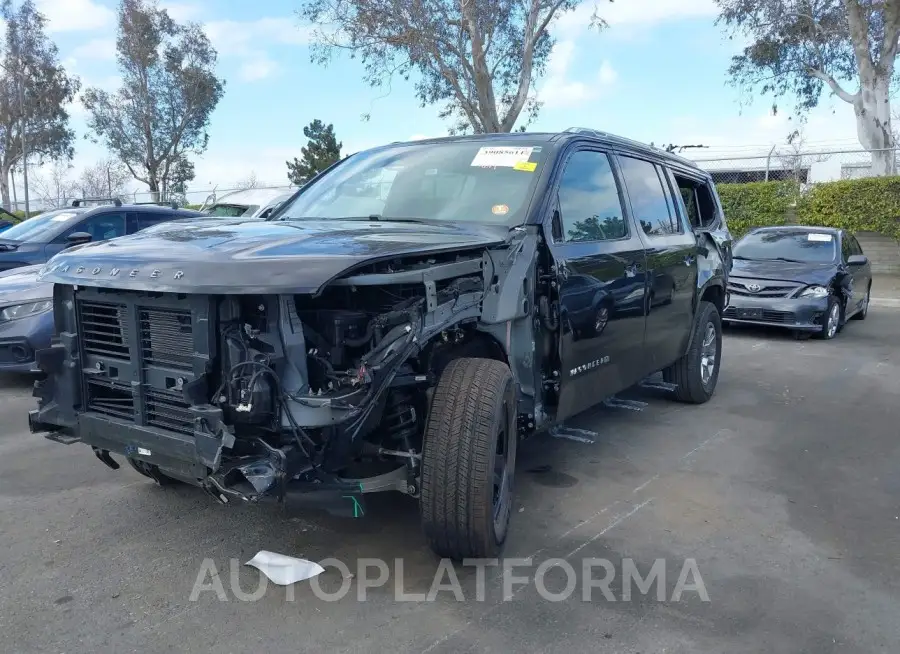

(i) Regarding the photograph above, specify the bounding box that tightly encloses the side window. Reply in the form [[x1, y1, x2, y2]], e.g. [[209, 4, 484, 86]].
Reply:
[[135, 212, 176, 232], [841, 234, 852, 262], [557, 150, 628, 243], [618, 156, 680, 237], [56, 212, 126, 243], [672, 174, 719, 229], [849, 234, 863, 256]]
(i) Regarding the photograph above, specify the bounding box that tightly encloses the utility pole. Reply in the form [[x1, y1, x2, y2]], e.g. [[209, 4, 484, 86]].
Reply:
[[19, 66, 29, 217]]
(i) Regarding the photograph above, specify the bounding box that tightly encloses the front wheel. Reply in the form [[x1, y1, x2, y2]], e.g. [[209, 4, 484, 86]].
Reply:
[[663, 301, 722, 404], [420, 358, 517, 560], [127, 458, 181, 486], [818, 296, 841, 339]]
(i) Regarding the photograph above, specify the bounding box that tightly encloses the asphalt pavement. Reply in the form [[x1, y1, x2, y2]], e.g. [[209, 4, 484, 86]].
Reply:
[[1, 308, 898, 653]]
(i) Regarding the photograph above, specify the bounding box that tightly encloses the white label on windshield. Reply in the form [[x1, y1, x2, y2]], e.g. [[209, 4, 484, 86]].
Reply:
[[471, 146, 534, 168], [807, 233, 833, 242], [51, 212, 77, 222]]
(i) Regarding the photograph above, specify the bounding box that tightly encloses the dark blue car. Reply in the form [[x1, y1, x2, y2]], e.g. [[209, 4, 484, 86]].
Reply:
[[0, 200, 205, 372]]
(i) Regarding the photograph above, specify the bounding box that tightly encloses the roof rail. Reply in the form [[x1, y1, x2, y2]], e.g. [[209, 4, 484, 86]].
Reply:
[[71, 197, 123, 207], [563, 127, 698, 168], [133, 200, 179, 209]]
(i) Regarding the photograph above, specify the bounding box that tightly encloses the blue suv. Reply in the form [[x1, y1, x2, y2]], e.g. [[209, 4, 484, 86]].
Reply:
[[0, 199, 205, 372]]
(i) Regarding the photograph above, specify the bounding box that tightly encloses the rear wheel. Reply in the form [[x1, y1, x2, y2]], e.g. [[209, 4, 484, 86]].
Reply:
[[663, 301, 722, 404], [420, 358, 516, 560]]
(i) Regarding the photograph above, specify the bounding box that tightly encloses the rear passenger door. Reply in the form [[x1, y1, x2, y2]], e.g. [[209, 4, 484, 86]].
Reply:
[[549, 148, 649, 420], [126, 211, 180, 234], [615, 155, 698, 371]]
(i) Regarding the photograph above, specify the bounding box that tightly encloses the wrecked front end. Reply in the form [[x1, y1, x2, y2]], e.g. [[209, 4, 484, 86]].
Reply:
[[29, 250, 498, 516]]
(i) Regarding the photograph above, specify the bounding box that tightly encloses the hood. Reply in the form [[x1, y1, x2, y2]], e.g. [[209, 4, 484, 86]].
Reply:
[[0, 263, 53, 304], [731, 258, 838, 286], [37, 218, 506, 294]]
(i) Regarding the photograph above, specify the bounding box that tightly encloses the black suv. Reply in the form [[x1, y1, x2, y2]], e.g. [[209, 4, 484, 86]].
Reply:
[[0, 199, 206, 272], [29, 129, 732, 559]]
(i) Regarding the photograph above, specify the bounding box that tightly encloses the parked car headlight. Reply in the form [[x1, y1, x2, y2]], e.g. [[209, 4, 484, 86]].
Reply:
[[0, 299, 52, 322], [798, 285, 829, 298]]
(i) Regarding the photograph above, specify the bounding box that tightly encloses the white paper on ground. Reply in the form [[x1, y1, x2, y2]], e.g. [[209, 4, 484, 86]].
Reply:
[[244, 550, 325, 585], [470, 146, 534, 168]]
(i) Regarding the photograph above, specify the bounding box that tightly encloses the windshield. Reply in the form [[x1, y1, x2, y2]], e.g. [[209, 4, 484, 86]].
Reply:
[[275, 140, 547, 225], [1, 209, 84, 242], [207, 204, 254, 217], [734, 230, 837, 264]]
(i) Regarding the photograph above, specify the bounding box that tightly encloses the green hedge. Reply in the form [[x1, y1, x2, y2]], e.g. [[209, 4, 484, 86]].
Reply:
[[718, 176, 900, 240]]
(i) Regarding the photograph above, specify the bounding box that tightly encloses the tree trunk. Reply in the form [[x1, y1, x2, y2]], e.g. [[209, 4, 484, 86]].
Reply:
[[0, 166, 11, 211], [147, 170, 160, 203], [855, 72, 895, 176]]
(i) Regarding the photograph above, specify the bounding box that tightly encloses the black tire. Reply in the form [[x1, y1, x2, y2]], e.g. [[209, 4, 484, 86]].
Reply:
[[851, 283, 871, 320], [817, 296, 841, 339], [127, 458, 181, 486], [662, 301, 722, 404], [420, 357, 517, 560]]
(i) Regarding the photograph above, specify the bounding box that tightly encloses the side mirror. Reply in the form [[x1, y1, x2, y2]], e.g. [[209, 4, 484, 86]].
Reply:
[[847, 254, 868, 266], [65, 232, 92, 247]]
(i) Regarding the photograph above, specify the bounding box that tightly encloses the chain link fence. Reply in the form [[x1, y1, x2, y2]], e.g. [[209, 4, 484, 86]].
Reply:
[[6, 183, 298, 215], [689, 147, 900, 186]]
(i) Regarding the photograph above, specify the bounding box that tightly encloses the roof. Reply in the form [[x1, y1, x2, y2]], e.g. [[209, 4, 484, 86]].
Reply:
[[379, 127, 699, 170], [211, 188, 294, 207]]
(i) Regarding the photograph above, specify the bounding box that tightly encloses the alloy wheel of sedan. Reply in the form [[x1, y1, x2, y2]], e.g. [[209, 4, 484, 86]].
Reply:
[[825, 302, 841, 339]]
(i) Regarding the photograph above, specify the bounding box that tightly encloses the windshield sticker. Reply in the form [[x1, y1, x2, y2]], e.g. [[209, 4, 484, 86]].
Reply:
[[471, 146, 534, 168], [492, 204, 510, 215], [50, 212, 77, 222], [513, 161, 537, 172], [807, 233, 833, 242]]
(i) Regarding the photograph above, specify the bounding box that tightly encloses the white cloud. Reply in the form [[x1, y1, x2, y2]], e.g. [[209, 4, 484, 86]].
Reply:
[[160, 1, 203, 22], [204, 16, 310, 82], [537, 40, 617, 109], [70, 38, 116, 61], [555, 0, 717, 38], [205, 17, 311, 51], [238, 55, 280, 82], [36, 0, 115, 33]]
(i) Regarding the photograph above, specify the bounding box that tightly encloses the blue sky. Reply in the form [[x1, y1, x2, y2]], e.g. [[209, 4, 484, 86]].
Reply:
[[32, 0, 865, 197]]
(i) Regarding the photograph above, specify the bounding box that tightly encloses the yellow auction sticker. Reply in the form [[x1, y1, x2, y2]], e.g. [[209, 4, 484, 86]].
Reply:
[[492, 204, 510, 215], [513, 161, 537, 172]]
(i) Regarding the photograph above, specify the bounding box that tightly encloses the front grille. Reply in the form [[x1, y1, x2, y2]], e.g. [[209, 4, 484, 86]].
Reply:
[[86, 378, 135, 420], [761, 310, 795, 323], [139, 307, 193, 372], [145, 388, 194, 434], [78, 301, 130, 359], [75, 292, 202, 435], [727, 279, 801, 298], [723, 306, 795, 324]]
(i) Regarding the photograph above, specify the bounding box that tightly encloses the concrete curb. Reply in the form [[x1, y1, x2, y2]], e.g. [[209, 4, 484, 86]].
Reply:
[[870, 297, 900, 308]]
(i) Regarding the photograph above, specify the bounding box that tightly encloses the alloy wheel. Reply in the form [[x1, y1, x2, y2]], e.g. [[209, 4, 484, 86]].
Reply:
[[700, 322, 718, 388], [826, 303, 840, 338]]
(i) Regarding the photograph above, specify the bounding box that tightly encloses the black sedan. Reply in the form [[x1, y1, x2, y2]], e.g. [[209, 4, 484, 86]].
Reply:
[[723, 226, 872, 339]]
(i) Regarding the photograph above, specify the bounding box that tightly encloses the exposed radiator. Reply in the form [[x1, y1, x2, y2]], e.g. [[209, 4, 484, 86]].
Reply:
[[139, 307, 193, 372], [78, 301, 130, 360]]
